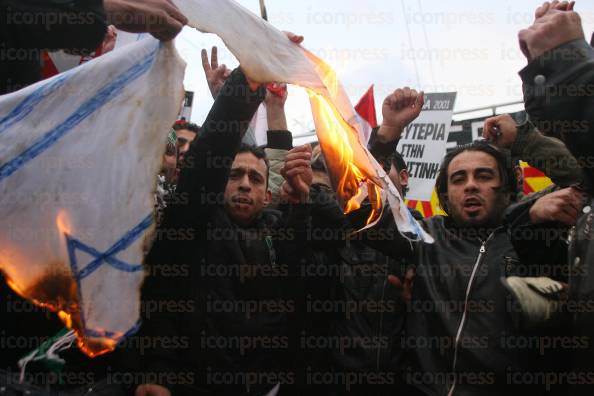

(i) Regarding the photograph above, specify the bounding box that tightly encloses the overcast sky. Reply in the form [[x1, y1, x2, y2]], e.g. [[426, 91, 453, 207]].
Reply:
[[174, 0, 594, 139]]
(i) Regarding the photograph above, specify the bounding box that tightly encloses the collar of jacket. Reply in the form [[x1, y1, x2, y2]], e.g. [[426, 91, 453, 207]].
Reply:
[[440, 215, 504, 243], [230, 208, 283, 231]]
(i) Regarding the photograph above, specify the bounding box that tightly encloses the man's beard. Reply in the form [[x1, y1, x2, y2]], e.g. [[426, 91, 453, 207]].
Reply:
[[450, 192, 510, 231]]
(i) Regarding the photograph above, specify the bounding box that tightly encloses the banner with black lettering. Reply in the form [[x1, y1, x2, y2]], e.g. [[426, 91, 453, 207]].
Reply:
[[397, 92, 457, 201]]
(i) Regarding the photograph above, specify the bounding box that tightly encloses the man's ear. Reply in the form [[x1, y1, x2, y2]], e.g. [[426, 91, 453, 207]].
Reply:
[[264, 190, 272, 207]]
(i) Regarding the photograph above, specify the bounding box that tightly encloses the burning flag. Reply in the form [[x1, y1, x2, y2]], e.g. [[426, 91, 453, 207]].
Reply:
[[174, 0, 432, 241], [0, 0, 431, 362], [0, 39, 186, 356]]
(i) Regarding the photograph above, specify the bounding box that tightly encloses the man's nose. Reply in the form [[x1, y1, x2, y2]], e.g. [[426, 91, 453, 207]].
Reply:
[[464, 177, 479, 193], [238, 174, 251, 190]]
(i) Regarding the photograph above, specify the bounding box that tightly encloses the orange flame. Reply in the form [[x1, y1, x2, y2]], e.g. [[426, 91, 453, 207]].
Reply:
[[54, 211, 120, 357], [2, 210, 118, 358], [56, 210, 73, 236], [309, 91, 382, 225]]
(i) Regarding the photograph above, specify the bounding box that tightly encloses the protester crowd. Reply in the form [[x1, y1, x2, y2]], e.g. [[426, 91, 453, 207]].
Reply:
[[1, 0, 594, 395]]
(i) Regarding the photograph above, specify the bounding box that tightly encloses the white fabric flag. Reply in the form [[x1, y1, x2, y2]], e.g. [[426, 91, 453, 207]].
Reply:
[[0, 39, 186, 356], [174, 0, 433, 242]]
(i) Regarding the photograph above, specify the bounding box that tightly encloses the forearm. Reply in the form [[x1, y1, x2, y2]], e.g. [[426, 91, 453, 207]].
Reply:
[[520, 39, 594, 183], [266, 104, 288, 131], [375, 124, 403, 144], [284, 202, 311, 245], [0, 0, 107, 51], [512, 122, 583, 187], [176, 68, 265, 200], [368, 127, 399, 165], [265, 145, 290, 209], [505, 198, 569, 267]]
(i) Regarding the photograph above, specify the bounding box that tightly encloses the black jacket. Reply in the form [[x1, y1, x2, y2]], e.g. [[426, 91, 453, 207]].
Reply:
[[353, 204, 564, 396], [301, 125, 423, 395], [0, 0, 107, 94], [520, 38, 594, 189], [301, 184, 408, 396], [518, 37, 594, 396], [142, 69, 309, 396]]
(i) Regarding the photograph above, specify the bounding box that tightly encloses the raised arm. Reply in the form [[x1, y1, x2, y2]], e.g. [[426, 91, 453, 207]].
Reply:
[[265, 83, 293, 208], [483, 114, 583, 187], [139, 68, 265, 396], [518, 2, 594, 183], [368, 88, 424, 162]]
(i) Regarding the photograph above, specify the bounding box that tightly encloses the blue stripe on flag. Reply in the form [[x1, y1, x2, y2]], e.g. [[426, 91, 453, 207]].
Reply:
[[74, 214, 153, 280], [69, 238, 143, 280], [0, 74, 70, 136], [0, 45, 159, 183]]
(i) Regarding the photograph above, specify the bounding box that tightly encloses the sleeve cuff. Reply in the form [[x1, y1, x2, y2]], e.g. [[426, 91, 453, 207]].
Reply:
[[266, 130, 293, 150], [519, 39, 594, 88], [222, 68, 267, 104], [504, 198, 534, 230], [510, 121, 535, 158], [368, 127, 399, 160]]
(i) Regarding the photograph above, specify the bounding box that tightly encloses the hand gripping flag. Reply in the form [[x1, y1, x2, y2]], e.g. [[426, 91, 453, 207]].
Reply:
[[0, 39, 186, 356], [174, 0, 433, 242]]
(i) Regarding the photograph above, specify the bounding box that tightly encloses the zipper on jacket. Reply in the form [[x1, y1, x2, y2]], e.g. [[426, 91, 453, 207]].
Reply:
[[447, 232, 495, 396]]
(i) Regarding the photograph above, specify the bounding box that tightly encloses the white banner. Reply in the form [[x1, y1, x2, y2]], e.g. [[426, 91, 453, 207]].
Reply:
[[397, 92, 457, 201]]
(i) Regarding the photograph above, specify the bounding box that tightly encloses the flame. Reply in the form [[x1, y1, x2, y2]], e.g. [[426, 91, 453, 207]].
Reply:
[[307, 52, 339, 99], [308, 91, 382, 226], [58, 310, 73, 328], [56, 210, 73, 236], [0, 210, 120, 358], [77, 334, 118, 358], [5, 276, 26, 298]]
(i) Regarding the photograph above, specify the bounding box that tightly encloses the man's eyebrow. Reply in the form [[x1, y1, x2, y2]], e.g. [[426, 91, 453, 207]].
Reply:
[[249, 169, 265, 179], [474, 167, 496, 174], [449, 169, 467, 179]]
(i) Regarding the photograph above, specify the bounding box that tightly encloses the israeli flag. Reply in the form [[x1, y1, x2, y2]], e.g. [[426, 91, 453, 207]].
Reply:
[[0, 38, 186, 355]]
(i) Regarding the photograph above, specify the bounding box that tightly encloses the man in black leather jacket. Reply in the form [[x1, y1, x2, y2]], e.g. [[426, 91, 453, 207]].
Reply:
[[507, 2, 594, 395], [352, 86, 564, 395]]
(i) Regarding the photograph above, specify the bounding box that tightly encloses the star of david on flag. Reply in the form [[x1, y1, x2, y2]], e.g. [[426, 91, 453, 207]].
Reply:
[[0, 38, 186, 356]]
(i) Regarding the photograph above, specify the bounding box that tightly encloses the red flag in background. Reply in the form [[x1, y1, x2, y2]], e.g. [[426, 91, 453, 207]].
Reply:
[[355, 85, 378, 129]]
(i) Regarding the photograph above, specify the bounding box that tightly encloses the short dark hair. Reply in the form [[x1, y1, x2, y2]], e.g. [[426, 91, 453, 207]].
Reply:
[[173, 121, 200, 134], [390, 151, 408, 172], [236, 143, 270, 187], [435, 141, 517, 215]]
